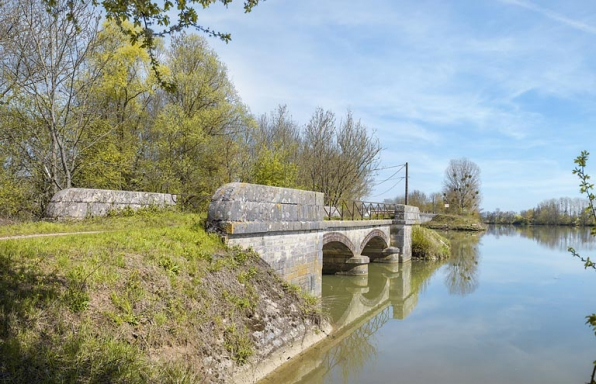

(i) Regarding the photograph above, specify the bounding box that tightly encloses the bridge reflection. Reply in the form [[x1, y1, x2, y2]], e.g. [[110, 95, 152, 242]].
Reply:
[[261, 231, 485, 384], [323, 262, 416, 327], [261, 260, 447, 384]]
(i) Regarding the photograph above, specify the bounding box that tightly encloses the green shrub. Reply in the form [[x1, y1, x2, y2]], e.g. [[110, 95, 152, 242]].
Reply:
[[412, 225, 451, 260]]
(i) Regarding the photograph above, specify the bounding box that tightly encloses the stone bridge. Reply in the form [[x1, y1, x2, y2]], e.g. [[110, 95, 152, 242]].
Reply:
[[207, 183, 420, 296]]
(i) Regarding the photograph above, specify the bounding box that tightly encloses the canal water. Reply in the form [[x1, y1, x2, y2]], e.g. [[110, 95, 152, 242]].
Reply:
[[262, 226, 596, 384]]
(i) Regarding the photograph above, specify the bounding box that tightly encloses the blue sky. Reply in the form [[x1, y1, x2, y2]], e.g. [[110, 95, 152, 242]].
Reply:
[[197, 0, 596, 212]]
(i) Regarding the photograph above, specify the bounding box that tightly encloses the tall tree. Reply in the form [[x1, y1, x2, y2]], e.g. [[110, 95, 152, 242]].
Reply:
[[74, 20, 159, 190], [144, 33, 252, 208], [442, 158, 481, 215], [0, 0, 23, 104], [300, 109, 381, 206], [245, 105, 301, 187], [0, 0, 101, 209]]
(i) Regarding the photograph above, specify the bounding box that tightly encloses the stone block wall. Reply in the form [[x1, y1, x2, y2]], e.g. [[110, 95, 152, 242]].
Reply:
[[207, 183, 325, 295], [391, 205, 420, 262], [227, 232, 323, 295], [208, 182, 324, 225], [394, 204, 421, 225], [46, 188, 177, 219]]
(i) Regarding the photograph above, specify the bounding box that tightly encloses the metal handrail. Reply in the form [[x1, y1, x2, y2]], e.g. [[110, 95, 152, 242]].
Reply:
[[323, 200, 397, 221]]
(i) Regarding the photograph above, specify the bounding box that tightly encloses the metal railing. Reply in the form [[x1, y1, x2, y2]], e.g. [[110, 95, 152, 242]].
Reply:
[[323, 200, 397, 221]]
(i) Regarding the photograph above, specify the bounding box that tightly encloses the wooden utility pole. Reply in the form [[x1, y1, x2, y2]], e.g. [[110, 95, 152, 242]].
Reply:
[[405, 162, 409, 205]]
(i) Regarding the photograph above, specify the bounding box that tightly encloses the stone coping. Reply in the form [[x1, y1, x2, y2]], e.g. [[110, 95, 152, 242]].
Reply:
[[324, 220, 393, 229], [218, 219, 399, 235], [218, 221, 326, 235], [208, 183, 324, 223]]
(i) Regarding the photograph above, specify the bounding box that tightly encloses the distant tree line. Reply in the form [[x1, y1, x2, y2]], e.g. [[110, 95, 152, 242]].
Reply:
[[482, 197, 596, 226], [0, 0, 380, 219], [385, 190, 445, 213]]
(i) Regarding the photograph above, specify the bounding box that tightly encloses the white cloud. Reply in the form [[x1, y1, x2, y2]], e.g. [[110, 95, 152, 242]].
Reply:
[[195, 0, 596, 211], [501, 0, 596, 35]]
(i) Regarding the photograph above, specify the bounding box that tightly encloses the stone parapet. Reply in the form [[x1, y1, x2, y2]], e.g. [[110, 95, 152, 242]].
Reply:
[[46, 188, 176, 219], [394, 204, 421, 225], [207, 183, 325, 295], [208, 182, 324, 224]]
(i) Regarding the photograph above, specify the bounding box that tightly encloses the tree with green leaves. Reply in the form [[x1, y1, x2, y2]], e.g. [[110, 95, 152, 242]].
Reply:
[[40, 0, 263, 89], [569, 150, 596, 384], [144, 33, 252, 208], [75, 20, 160, 190], [244, 105, 301, 187], [569, 152, 596, 270], [0, 0, 102, 211]]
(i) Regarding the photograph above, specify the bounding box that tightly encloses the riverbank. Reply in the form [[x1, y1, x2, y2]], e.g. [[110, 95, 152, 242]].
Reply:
[[411, 226, 451, 260], [0, 210, 325, 383], [422, 213, 487, 231]]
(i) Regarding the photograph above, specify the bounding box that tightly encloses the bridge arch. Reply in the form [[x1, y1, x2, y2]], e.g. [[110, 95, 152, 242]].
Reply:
[[322, 232, 356, 275], [360, 229, 390, 261], [323, 232, 358, 254]]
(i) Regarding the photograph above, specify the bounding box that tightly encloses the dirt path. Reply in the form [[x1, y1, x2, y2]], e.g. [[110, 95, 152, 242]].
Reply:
[[0, 231, 106, 241]]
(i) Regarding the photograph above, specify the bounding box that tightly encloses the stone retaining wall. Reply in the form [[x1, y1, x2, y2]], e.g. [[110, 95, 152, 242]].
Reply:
[[46, 188, 177, 219]]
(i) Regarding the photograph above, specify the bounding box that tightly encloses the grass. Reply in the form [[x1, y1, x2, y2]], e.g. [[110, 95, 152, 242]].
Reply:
[[411, 225, 451, 260], [0, 206, 187, 238], [0, 209, 323, 383], [422, 213, 487, 231]]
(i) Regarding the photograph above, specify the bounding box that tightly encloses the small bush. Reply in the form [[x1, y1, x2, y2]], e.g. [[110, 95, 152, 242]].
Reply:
[[412, 226, 451, 260]]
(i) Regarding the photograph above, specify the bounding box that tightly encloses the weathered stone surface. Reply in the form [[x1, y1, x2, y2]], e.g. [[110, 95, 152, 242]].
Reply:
[[208, 182, 324, 225], [394, 204, 421, 225], [206, 183, 325, 295], [419, 213, 436, 224], [228, 231, 324, 296], [46, 188, 176, 219], [206, 183, 418, 296]]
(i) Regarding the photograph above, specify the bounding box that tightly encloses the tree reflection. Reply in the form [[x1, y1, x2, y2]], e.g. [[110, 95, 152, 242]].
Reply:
[[487, 225, 596, 252], [443, 231, 482, 296], [410, 259, 447, 295]]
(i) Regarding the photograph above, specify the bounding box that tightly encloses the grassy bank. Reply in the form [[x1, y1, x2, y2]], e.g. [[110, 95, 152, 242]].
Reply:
[[411, 226, 451, 260], [422, 214, 487, 231], [0, 210, 322, 383]]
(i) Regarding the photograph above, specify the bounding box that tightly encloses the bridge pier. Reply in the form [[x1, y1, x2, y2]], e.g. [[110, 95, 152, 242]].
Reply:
[[390, 205, 421, 262], [372, 246, 401, 263], [341, 255, 369, 275]]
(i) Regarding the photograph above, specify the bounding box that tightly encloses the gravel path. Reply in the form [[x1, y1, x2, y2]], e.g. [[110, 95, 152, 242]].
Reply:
[[0, 231, 105, 241]]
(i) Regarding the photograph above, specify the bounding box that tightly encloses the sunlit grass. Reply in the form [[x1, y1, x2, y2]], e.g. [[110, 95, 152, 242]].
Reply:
[[0, 208, 198, 237], [0, 209, 322, 382]]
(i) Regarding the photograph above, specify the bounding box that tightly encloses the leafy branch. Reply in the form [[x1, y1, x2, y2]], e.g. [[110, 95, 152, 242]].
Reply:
[[42, 0, 263, 91], [571, 150, 596, 383]]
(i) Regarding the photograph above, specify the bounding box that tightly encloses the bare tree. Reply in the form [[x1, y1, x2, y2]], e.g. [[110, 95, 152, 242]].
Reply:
[[0, 1, 24, 104], [301, 109, 381, 206], [1, 0, 101, 197], [442, 158, 481, 215]]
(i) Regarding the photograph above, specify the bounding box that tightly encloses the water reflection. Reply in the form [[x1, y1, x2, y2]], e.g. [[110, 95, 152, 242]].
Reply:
[[488, 225, 596, 252], [263, 260, 448, 384], [262, 227, 596, 384], [443, 232, 483, 296]]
